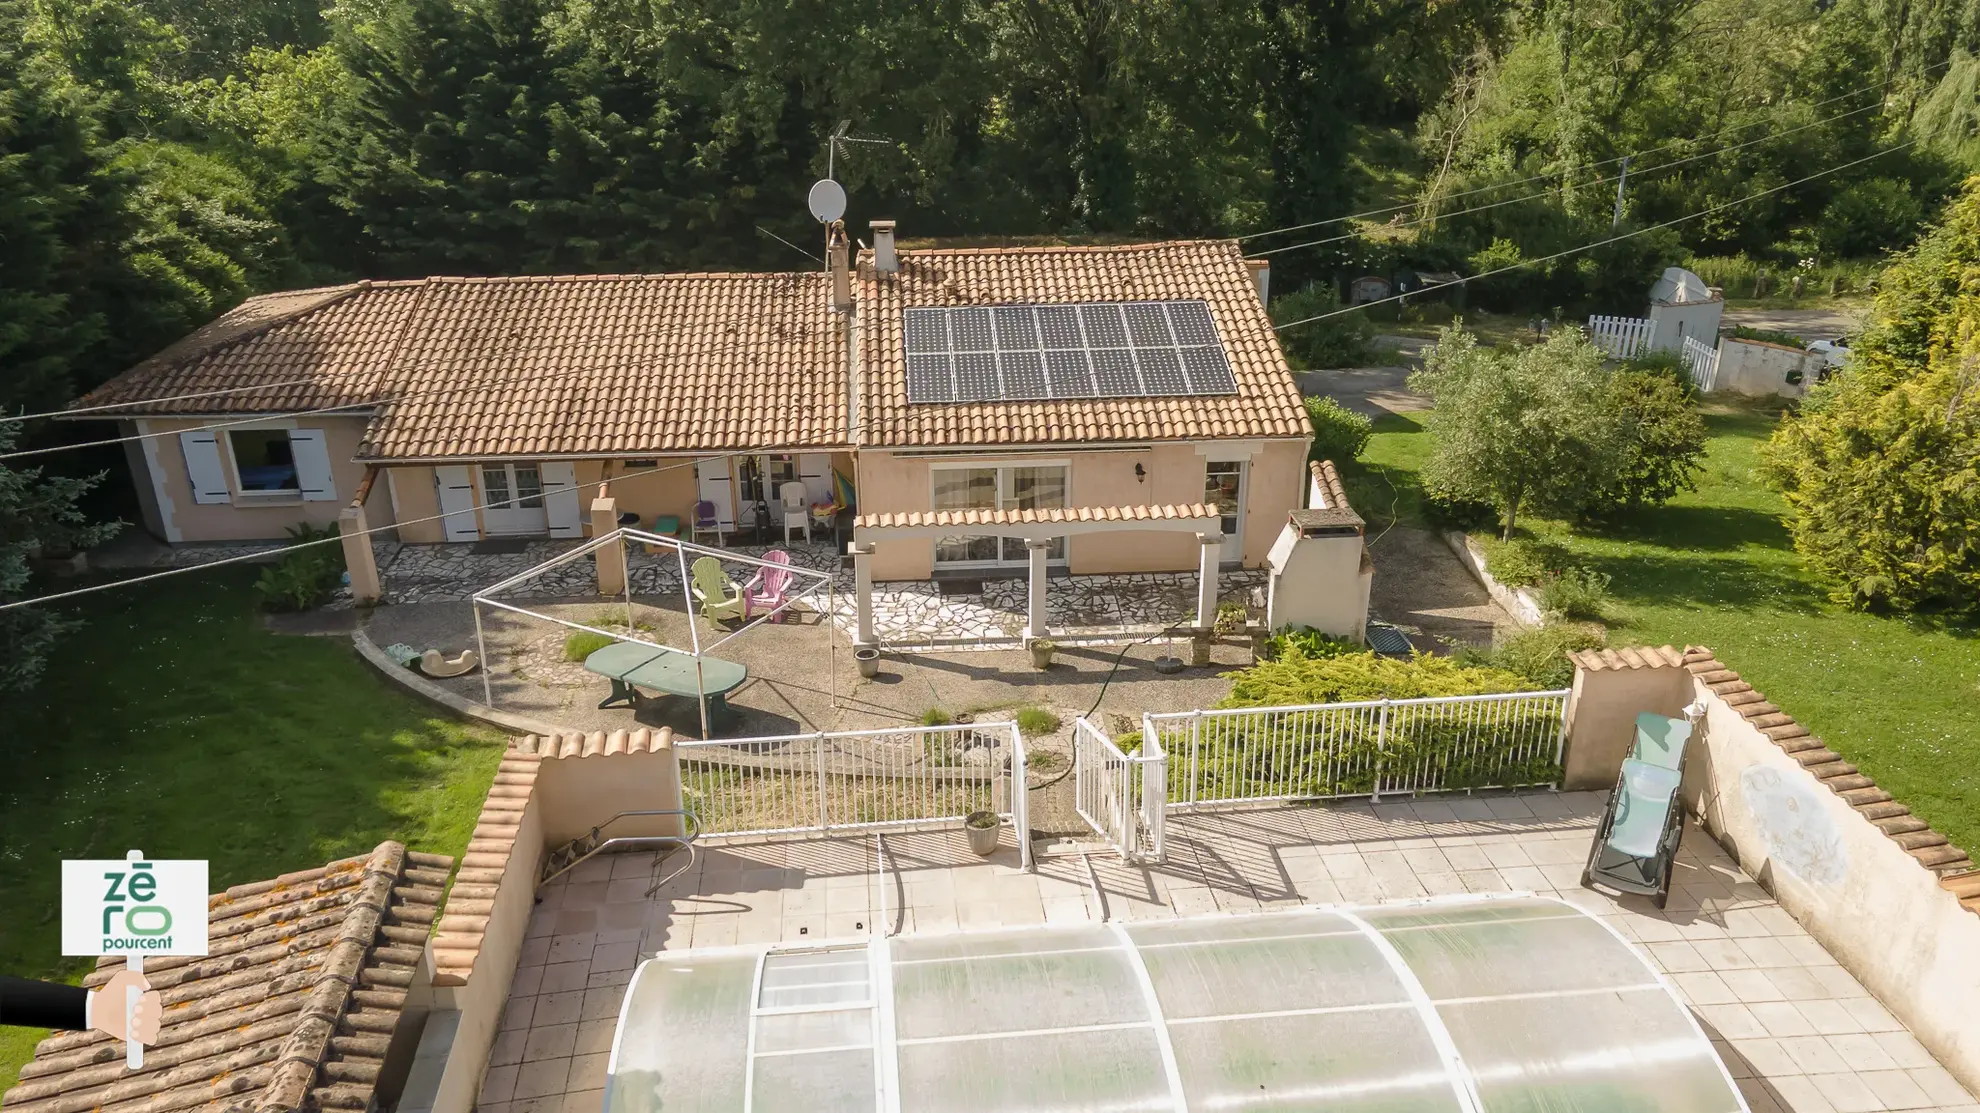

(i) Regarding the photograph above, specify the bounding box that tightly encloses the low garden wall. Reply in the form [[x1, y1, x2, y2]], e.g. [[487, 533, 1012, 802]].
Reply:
[[1441, 530, 1544, 626]]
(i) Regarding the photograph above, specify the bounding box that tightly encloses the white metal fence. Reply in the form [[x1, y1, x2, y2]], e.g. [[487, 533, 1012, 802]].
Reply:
[[676, 723, 1029, 863], [1142, 690, 1571, 809], [1073, 718, 1166, 862], [1586, 314, 1654, 359], [1682, 334, 1721, 391]]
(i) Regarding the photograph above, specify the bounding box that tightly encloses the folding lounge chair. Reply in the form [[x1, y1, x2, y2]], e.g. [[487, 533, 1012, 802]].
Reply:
[[1581, 710, 1696, 908]]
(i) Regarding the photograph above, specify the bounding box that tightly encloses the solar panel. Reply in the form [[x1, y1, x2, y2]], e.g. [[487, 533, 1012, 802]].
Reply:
[[903, 299, 1236, 403]]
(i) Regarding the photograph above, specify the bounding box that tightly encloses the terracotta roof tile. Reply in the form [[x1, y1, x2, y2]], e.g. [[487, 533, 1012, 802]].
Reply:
[[1680, 646, 1977, 901], [2, 842, 453, 1113], [857, 240, 1309, 446], [854, 503, 1219, 530]]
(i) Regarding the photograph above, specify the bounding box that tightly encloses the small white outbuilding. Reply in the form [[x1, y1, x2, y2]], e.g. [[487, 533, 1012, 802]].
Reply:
[[1265, 459, 1373, 641]]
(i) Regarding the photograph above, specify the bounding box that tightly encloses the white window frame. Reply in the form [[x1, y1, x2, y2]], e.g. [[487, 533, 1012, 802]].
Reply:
[[928, 459, 1071, 568], [222, 418, 304, 503]]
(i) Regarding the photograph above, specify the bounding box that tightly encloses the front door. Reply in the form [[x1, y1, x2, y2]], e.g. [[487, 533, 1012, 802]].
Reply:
[[1205, 460, 1246, 562], [480, 462, 549, 535]]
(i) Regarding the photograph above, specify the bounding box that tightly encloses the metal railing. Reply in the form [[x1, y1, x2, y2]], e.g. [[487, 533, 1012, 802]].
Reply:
[[1073, 718, 1166, 862], [674, 722, 1030, 866], [1683, 334, 1721, 391], [1145, 690, 1571, 809], [1586, 314, 1654, 359]]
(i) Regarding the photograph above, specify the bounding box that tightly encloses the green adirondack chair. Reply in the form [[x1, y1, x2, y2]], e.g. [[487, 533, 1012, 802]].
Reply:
[[690, 557, 746, 623]]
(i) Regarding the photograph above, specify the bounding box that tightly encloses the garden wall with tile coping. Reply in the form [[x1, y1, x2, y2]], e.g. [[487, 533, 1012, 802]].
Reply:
[[1565, 645, 1980, 1093], [424, 730, 683, 1113], [1441, 530, 1545, 626]]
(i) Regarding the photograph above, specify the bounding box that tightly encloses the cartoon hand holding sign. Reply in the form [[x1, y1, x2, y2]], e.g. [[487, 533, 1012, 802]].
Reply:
[[56, 850, 209, 1068]]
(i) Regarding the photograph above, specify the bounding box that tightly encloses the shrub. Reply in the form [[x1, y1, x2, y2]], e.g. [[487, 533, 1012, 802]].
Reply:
[[252, 524, 346, 612], [1304, 396, 1373, 466], [1816, 178, 1925, 259], [1535, 567, 1612, 621], [1578, 370, 1707, 518], [1622, 348, 1695, 398], [1221, 649, 1539, 707], [1271, 283, 1375, 369], [1479, 537, 1570, 587], [1267, 626, 1365, 661], [563, 630, 618, 661], [1422, 486, 1500, 531], [1117, 730, 1143, 754], [1456, 624, 1606, 688], [1731, 324, 1805, 347], [1014, 706, 1061, 735], [919, 707, 954, 727]]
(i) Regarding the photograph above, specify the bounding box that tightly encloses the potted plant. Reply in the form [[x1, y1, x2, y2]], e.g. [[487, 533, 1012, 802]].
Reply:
[[1028, 638, 1056, 670], [854, 647, 881, 678], [964, 810, 1001, 856]]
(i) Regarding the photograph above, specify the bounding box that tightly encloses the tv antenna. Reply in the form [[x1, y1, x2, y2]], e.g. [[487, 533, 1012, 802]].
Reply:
[[825, 119, 891, 181]]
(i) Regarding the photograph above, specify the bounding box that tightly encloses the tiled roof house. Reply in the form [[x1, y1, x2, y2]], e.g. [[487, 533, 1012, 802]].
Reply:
[[74, 225, 1310, 579], [1, 842, 452, 1113]]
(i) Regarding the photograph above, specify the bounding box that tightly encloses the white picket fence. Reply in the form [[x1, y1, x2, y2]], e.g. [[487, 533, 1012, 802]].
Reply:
[[1586, 314, 1654, 359], [676, 723, 1029, 866], [1682, 334, 1721, 391], [1073, 719, 1165, 862]]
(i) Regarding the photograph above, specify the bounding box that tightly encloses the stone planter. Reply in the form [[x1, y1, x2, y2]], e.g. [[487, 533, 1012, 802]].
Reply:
[[1028, 640, 1056, 670], [964, 810, 1001, 856], [854, 647, 880, 678]]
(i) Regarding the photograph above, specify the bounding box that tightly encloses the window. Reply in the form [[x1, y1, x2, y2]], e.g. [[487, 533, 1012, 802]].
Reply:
[[932, 464, 1068, 565], [482, 464, 544, 509], [229, 429, 299, 493]]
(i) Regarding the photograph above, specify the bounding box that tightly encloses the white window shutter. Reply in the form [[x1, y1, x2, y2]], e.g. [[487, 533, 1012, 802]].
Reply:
[[289, 429, 338, 501], [799, 453, 832, 504], [696, 457, 735, 530], [434, 466, 480, 541], [180, 432, 231, 504], [542, 462, 582, 537]]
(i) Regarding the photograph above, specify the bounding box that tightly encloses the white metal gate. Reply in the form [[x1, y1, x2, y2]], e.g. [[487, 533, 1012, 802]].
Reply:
[[1682, 334, 1721, 391], [676, 723, 1029, 865], [1073, 718, 1165, 862], [1145, 690, 1571, 810]]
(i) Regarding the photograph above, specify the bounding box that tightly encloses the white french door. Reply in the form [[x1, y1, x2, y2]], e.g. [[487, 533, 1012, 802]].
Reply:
[[1205, 460, 1246, 562], [480, 463, 549, 535], [932, 464, 1068, 568]]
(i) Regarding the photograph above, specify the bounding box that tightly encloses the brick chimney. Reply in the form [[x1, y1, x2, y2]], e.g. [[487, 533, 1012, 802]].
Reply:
[[871, 220, 898, 273], [827, 220, 851, 311], [1244, 259, 1270, 305]]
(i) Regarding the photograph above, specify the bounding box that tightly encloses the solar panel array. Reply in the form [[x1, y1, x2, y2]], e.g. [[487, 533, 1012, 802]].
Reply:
[[903, 299, 1238, 403]]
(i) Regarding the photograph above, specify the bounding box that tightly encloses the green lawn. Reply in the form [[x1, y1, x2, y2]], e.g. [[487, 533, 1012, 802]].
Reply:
[[0, 569, 505, 1093], [1348, 400, 1980, 855]]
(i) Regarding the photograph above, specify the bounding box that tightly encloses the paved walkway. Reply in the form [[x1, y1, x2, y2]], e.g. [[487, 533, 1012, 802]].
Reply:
[[361, 538, 1267, 650], [483, 795, 1977, 1113]]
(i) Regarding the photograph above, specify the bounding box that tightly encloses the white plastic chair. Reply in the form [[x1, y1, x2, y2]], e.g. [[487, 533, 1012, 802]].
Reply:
[[779, 482, 810, 543]]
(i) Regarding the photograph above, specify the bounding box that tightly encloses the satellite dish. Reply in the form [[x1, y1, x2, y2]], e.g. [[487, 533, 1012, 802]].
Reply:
[[808, 179, 847, 224]]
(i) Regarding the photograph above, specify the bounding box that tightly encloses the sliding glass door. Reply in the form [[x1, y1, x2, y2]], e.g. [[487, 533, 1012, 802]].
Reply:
[[932, 464, 1069, 568]]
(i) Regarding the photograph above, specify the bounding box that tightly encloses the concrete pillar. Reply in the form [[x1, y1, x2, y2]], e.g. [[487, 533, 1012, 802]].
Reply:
[[849, 541, 876, 647], [339, 503, 381, 606], [1561, 647, 1691, 790], [1195, 533, 1221, 630], [1025, 538, 1051, 640], [592, 496, 626, 596]]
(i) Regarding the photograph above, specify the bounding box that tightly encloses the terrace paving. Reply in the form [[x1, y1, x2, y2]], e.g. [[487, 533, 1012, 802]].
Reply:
[[481, 792, 1978, 1113]]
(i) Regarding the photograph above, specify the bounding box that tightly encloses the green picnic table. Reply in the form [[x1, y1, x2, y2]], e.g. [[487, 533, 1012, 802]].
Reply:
[[582, 642, 749, 725]]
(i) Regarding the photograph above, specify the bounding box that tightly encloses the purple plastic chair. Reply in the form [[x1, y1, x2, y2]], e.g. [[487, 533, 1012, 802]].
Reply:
[[692, 499, 723, 545], [743, 550, 793, 622]]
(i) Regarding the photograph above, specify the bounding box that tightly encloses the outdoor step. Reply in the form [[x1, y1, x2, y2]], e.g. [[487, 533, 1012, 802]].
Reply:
[[1944, 874, 1980, 900], [1892, 830, 1950, 851], [1838, 787, 1893, 806], [1822, 774, 1877, 792], [1856, 801, 1912, 821], [1803, 761, 1857, 780], [1874, 816, 1930, 835], [1909, 845, 1969, 868]]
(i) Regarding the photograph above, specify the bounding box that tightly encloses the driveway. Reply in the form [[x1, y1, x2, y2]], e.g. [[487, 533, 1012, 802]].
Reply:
[[1368, 527, 1515, 652], [1294, 336, 1434, 417], [1722, 306, 1861, 340]]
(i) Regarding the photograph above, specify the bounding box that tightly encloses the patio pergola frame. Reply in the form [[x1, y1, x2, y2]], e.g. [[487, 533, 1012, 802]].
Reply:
[[847, 503, 1225, 648], [471, 527, 838, 739]]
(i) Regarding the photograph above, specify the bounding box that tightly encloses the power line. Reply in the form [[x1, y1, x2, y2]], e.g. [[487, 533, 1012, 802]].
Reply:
[[0, 453, 738, 612], [1271, 138, 1921, 334], [1237, 71, 1931, 244], [0, 310, 831, 462], [1245, 99, 1886, 259], [0, 380, 326, 424]]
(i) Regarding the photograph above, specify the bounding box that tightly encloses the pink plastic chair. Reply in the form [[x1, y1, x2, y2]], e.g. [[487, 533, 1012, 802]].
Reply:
[[743, 550, 793, 621]]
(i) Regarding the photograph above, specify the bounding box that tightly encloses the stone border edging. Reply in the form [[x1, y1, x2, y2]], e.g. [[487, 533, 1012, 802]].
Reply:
[[1441, 530, 1545, 627], [351, 625, 568, 739]]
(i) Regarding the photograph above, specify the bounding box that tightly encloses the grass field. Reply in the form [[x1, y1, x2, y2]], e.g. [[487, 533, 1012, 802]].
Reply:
[[0, 569, 505, 1093], [1342, 400, 1980, 856]]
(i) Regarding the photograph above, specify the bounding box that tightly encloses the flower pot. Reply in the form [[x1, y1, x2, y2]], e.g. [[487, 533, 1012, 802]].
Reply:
[[964, 810, 1001, 856], [854, 647, 880, 678], [1028, 641, 1055, 670]]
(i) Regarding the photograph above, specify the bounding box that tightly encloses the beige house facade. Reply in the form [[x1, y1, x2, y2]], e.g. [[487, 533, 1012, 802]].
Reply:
[[78, 233, 1312, 580]]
